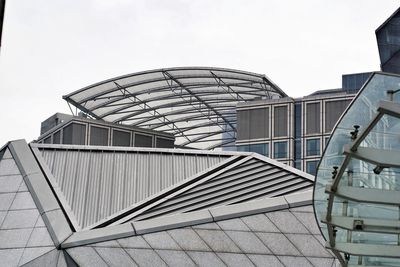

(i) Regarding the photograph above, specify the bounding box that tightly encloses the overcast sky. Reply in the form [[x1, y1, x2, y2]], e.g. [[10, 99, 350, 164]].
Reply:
[[0, 0, 399, 145]]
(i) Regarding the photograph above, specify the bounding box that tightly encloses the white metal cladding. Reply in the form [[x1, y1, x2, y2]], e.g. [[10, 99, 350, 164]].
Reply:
[[128, 157, 314, 222], [63, 67, 287, 150], [36, 145, 232, 229]]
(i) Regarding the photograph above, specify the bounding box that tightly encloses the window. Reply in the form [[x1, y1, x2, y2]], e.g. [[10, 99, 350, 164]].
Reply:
[[325, 100, 351, 132], [156, 138, 174, 148], [237, 145, 249, 152], [112, 130, 131, 147], [249, 108, 269, 139], [306, 160, 319, 175], [249, 143, 269, 157], [90, 126, 109, 146], [274, 106, 288, 137], [306, 138, 320, 156], [53, 131, 61, 144], [274, 141, 288, 159], [62, 123, 86, 145], [134, 133, 153, 147], [306, 102, 320, 134]]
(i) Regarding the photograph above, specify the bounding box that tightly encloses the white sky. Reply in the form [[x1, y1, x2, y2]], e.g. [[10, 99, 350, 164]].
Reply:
[[0, 0, 399, 145]]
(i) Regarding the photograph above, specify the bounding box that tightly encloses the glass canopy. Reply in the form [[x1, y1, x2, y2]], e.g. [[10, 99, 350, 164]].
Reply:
[[63, 67, 286, 150], [313, 72, 400, 266]]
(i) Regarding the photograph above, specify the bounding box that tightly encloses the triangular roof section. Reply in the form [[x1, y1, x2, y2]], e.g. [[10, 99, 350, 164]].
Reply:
[[0, 140, 316, 251], [90, 152, 314, 227], [31, 143, 236, 230]]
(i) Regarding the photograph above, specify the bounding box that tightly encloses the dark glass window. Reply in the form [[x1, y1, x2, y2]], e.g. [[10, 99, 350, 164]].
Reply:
[[156, 138, 174, 148], [53, 131, 61, 144], [135, 133, 153, 147], [274, 141, 288, 159], [90, 126, 109, 146], [249, 143, 269, 157], [62, 123, 86, 145], [306, 102, 320, 134], [249, 107, 269, 139], [306, 138, 320, 156], [237, 110, 250, 140], [44, 136, 51, 144], [112, 130, 131, 147], [274, 106, 288, 137], [237, 145, 249, 152], [325, 100, 351, 132], [306, 160, 319, 175]]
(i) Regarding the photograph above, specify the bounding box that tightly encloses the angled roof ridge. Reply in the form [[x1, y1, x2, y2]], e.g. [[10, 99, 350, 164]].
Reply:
[[4, 140, 74, 247], [61, 190, 312, 248], [32, 142, 251, 157]]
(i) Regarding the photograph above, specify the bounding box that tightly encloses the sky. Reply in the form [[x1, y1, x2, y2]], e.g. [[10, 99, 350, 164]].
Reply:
[[0, 0, 399, 145]]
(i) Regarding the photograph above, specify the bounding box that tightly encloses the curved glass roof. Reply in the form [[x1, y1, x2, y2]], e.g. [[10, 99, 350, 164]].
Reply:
[[314, 72, 400, 266], [63, 67, 286, 150]]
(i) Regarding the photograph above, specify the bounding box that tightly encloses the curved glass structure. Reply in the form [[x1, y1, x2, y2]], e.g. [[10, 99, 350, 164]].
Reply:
[[314, 72, 400, 266], [63, 67, 286, 150]]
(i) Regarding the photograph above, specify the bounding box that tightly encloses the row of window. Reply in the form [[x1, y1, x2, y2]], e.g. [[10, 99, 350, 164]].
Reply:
[[238, 137, 325, 158], [41, 122, 174, 148], [237, 98, 351, 141], [237, 141, 288, 159]]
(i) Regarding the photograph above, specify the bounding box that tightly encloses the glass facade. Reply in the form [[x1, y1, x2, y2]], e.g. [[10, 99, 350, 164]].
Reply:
[[306, 138, 320, 156], [313, 73, 400, 266], [274, 141, 287, 159]]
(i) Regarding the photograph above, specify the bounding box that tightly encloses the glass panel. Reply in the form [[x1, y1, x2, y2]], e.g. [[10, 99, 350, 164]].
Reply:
[[249, 143, 269, 157], [237, 145, 249, 152], [112, 130, 131, 147], [274, 106, 288, 137], [62, 123, 86, 145], [306, 138, 320, 156], [306, 102, 320, 134], [306, 160, 318, 175], [325, 99, 351, 132], [274, 141, 287, 159], [314, 73, 400, 265], [249, 108, 269, 139], [90, 126, 109, 146], [53, 131, 61, 144], [156, 138, 174, 148], [135, 133, 153, 147]]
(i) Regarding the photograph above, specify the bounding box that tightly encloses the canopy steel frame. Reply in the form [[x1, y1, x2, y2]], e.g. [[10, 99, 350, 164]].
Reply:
[[63, 67, 286, 149], [323, 100, 400, 266]]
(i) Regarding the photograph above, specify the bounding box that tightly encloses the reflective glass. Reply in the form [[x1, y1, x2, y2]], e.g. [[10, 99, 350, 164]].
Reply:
[[306, 138, 320, 156], [274, 141, 287, 158], [313, 73, 400, 265]]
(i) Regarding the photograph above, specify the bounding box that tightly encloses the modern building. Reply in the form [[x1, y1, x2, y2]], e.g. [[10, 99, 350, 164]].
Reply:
[[235, 72, 371, 175], [59, 66, 372, 176], [1, 5, 400, 267]]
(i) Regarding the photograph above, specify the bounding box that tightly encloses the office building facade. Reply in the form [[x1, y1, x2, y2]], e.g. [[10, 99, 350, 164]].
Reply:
[[235, 73, 371, 175]]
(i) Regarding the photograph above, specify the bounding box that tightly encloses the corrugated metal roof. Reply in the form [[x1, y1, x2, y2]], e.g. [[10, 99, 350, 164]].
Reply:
[[34, 144, 231, 229], [126, 156, 313, 222]]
